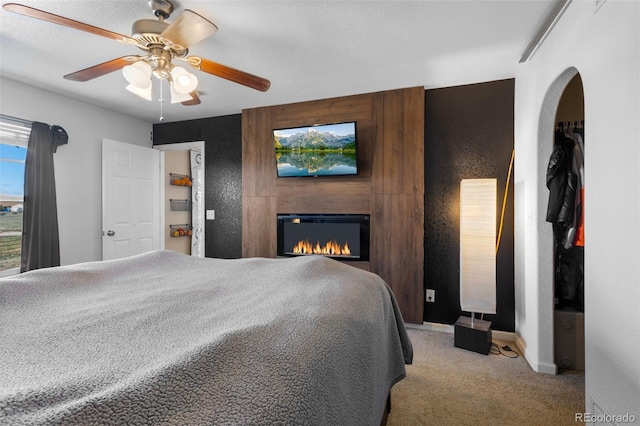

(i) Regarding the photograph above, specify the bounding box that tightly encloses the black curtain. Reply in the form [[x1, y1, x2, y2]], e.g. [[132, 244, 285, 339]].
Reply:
[[20, 122, 68, 272]]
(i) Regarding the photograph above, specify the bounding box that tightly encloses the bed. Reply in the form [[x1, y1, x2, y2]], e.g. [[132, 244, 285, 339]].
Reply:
[[0, 250, 412, 425]]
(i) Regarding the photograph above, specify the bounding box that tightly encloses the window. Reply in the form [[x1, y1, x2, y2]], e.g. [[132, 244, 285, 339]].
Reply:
[[0, 118, 30, 276]]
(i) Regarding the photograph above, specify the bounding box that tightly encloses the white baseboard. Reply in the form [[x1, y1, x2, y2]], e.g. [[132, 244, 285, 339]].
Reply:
[[408, 322, 559, 375], [514, 332, 558, 375], [406, 322, 453, 333], [408, 322, 517, 344], [492, 329, 516, 343]]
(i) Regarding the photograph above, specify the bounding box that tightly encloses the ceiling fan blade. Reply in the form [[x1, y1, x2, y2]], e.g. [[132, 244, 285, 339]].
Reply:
[[160, 10, 218, 50], [188, 57, 271, 92], [182, 91, 201, 106], [64, 56, 141, 82], [2, 3, 137, 45]]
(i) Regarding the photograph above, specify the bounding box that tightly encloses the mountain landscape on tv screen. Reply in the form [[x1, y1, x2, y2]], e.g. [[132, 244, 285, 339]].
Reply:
[[274, 128, 356, 151], [274, 124, 358, 177]]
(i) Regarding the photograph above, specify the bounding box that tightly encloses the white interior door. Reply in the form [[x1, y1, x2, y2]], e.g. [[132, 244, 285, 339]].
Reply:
[[102, 139, 160, 260]]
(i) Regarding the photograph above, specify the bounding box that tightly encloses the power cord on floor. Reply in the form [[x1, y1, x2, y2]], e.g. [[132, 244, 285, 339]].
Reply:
[[490, 343, 519, 358]]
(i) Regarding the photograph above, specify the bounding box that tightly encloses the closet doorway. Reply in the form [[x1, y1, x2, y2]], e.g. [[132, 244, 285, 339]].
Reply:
[[549, 73, 585, 374], [155, 141, 205, 257]]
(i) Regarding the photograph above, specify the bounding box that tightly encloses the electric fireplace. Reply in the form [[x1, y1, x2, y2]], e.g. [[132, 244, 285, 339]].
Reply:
[[277, 214, 370, 261]]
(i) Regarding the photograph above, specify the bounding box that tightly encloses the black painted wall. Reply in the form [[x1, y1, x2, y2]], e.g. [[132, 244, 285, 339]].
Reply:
[[153, 114, 243, 258], [423, 79, 515, 331], [152, 80, 515, 331]]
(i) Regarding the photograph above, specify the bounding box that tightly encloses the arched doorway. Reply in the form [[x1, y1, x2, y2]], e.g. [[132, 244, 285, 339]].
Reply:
[[537, 68, 584, 372], [551, 74, 585, 373]]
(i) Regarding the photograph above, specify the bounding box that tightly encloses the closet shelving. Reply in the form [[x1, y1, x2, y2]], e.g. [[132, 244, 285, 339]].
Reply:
[[170, 173, 192, 186], [169, 199, 190, 211], [169, 173, 192, 237], [169, 224, 192, 237]]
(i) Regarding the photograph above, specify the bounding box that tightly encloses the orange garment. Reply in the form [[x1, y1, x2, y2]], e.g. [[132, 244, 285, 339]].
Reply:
[[575, 187, 585, 246]]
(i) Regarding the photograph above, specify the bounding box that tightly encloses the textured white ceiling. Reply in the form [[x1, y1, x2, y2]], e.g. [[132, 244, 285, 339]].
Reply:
[[0, 1, 556, 123]]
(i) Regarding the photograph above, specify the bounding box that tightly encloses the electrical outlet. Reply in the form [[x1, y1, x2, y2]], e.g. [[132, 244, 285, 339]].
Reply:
[[206, 210, 215, 220], [426, 289, 435, 303]]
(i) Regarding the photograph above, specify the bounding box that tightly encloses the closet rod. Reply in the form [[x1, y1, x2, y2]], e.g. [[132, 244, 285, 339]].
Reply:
[[0, 114, 33, 126], [556, 120, 584, 129]]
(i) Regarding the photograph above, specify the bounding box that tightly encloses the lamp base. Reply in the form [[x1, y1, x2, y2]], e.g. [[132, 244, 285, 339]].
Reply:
[[454, 316, 492, 355]]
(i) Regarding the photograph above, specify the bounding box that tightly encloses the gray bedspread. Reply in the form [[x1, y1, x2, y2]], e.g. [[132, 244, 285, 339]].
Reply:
[[0, 250, 412, 425]]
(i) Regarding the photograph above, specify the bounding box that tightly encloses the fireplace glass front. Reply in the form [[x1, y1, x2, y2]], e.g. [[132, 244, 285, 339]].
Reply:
[[277, 214, 370, 261]]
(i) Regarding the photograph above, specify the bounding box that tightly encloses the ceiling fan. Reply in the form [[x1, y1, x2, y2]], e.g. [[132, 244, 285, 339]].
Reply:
[[2, 1, 271, 107]]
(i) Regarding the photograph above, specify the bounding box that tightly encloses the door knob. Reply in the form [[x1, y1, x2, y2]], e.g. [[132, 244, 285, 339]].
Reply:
[[106, 230, 115, 236]]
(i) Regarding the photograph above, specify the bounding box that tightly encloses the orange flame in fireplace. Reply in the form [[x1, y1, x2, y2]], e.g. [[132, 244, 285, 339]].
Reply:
[[292, 239, 352, 256]]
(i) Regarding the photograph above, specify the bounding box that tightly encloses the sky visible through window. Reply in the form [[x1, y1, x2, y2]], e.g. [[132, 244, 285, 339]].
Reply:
[[0, 143, 26, 199], [0, 142, 26, 273]]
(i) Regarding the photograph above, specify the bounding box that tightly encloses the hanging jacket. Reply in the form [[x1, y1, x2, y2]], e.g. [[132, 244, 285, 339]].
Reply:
[[572, 132, 585, 247], [562, 131, 585, 248], [546, 132, 571, 223], [546, 130, 583, 248]]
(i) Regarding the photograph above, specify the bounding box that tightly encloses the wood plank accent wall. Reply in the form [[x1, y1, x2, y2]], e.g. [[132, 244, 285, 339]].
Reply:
[[242, 87, 424, 324]]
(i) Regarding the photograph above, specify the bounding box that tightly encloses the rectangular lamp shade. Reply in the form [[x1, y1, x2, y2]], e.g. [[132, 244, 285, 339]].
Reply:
[[460, 178, 497, 314]]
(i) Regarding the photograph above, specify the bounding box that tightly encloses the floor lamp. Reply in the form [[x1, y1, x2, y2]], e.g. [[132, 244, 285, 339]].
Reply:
[[455, 178, 497, 355]]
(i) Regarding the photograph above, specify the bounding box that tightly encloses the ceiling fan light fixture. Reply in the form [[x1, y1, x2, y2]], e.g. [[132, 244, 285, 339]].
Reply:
[[170, 66, 198, 94], [3, 1, 271, 113], [125, 83, 153, 101], [122, 61, 152, 89], [169, 82, 194, 104]]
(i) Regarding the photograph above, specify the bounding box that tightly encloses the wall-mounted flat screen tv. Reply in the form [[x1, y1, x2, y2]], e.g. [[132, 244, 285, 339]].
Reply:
[[273, 121, 358, 177]]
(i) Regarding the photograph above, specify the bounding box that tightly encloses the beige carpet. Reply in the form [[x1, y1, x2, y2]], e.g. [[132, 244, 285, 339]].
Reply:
[[386, 328, 585, 426]]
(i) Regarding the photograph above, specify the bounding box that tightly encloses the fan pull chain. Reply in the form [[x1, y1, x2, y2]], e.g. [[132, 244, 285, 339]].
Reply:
[[158, 80, 164, 121]]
